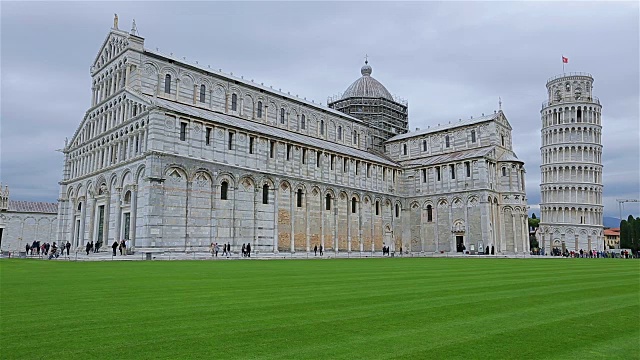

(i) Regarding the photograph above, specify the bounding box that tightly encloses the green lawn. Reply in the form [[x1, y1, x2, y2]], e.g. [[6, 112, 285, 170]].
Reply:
[[1, 258, 638, 359]]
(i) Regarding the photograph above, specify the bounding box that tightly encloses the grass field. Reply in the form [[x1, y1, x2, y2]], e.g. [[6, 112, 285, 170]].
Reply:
[[1, 258, 638, 359]]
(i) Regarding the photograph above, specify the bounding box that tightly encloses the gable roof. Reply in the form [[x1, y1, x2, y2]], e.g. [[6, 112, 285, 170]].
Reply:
[[91, 29, 131, 74], [147, 96, 400, 167], [67, 90, 152, 151], [8, 200, 58, 214]]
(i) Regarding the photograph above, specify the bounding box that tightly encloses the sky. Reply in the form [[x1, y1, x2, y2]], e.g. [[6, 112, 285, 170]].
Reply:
[[1, 1, 639, 219]]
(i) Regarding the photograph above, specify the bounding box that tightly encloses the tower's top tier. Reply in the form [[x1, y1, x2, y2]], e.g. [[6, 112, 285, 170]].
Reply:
[[544, 73, 598, 108]]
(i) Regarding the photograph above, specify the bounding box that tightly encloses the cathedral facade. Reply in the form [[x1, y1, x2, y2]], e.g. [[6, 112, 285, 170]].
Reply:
[[55, 23, 528, 254]]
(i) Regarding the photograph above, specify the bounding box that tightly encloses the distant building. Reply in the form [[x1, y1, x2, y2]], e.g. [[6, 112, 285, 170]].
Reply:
[[0, 185, 58, 252], [538, 73, 604, 252], [604, 227, 620, 249]]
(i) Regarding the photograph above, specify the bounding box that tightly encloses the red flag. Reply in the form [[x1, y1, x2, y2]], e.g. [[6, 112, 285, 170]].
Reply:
[[562, 56, 568, 63]]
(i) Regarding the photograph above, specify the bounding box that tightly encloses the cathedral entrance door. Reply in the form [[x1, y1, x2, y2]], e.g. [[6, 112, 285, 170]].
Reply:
[[456, 236, 464, 252]]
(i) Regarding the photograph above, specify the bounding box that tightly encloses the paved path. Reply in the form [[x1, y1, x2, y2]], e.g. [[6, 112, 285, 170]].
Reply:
[[3, 250, 539, 262]]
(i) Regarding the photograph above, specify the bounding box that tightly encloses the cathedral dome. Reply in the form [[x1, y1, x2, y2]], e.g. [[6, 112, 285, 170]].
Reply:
[[341, 61, 394, 101]]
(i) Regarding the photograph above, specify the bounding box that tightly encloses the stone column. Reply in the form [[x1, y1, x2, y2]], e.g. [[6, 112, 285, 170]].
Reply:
[[78, 198, 87, 247], [88, 196, 97, 242], [305, 191, 310, 252], [103, 191, 111, 247], [273, 183, 279, 253], [68, 197, 76, 246], [320, 191, 324, 251], [347, 198, 351, 252], [130, 185, 138, 248], [290, 188, 295, 253], [512, 212, 517, 253], [333, 197, 338, 252], [114, 188, 122, 243]]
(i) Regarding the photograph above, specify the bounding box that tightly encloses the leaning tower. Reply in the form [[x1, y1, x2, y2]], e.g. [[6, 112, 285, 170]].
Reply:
[[539, 73, 604, 253]]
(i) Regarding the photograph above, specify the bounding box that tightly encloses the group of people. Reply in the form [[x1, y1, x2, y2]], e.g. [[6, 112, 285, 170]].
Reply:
[[209, 242, 237, 257], [84, 240, 103, 255], [549, 248, 637, 258], [26, 241, 71, 258], [111, 239, 128, 256], [241, 243, 252, 257], [313, 245, 324, 256]]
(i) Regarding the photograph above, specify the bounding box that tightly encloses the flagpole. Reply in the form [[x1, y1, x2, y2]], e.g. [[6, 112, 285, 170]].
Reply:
[[562, 55, 565, 74]]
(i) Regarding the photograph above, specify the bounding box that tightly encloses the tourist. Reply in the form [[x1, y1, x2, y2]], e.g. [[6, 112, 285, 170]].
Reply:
[[25, 243, 30, 255], [112, 240, 118, 256], [222, 243, 227, 256], [227, 242, 231, 256], [65, 241, 71, 256], [320, 245, 323, 256], [246, 243, 251, 258], [85, 241, 91, 255], [214, 243, 219, 257], [120, 239, 126, 256], [241, 243, 246, 257], [314, 245, 318, 256]]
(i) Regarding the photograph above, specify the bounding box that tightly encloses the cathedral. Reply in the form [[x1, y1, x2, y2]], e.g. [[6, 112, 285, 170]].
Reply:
[[54, 20, 529, 255]]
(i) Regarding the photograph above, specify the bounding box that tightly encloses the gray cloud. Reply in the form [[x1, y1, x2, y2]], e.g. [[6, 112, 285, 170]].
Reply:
[[1, 1, 638, 218]]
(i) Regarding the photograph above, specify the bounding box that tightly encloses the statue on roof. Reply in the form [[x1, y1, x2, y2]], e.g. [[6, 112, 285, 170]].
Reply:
[[131, 19, 138, 35], [113, 14, 119, 29]]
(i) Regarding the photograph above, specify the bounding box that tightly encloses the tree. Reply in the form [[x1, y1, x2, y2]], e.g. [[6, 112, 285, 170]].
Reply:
[[528, 217, 540, 229], [620, 216, 640, 252], [531, 213, 537, 220]]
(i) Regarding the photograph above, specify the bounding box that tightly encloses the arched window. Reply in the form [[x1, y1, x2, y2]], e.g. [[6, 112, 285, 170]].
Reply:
[[325, 194, 331, 210], [338, 126, 342, 140], [422, 140, 427, 151], [502, 167, 507, 176], [257, 101, 263, 118], [320, 120, 325, 135], [297, 189, 303, 208], [301, 114, 306, 129], [351, 197, 357, 213], [445, 135, 450, 148], [501, 135, 506, 146], [375, 201, 380, 215], [403, 144, 407, 155], [164, 74, 171, 94], [262, 184, 269, 204], [280, 108, 285, 124], [231, 94, 238, 111], [395, 204, 400, 218], [124, 191, 131, 204], [77, 202, 82, 211], [221, 181, 229, 200], [427, 205, 433, 222], [200, 85, 206, 103], [471, 130, 476, 143]]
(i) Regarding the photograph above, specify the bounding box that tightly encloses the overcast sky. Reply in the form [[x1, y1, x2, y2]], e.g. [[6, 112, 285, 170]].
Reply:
[[1, 1, 639, 218]]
